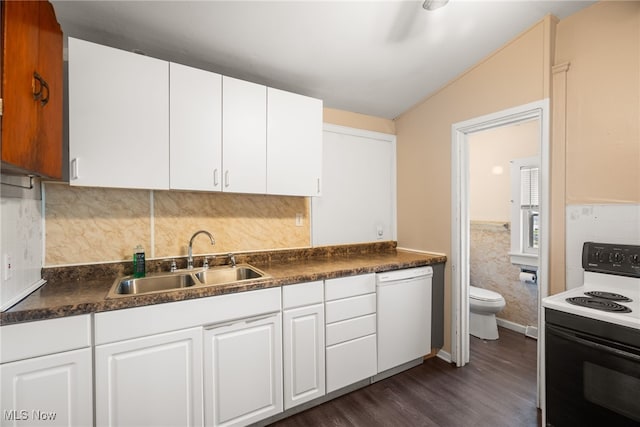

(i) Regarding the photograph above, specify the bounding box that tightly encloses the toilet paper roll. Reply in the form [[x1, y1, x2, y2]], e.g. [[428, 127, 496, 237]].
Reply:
[[519, 272, 537, 284]]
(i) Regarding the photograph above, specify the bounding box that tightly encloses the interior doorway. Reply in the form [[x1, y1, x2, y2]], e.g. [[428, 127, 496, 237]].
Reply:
[[451, 100, 550, 408]]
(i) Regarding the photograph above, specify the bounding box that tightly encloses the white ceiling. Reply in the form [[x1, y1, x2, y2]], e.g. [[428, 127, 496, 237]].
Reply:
[[51, 0, 594, 119]]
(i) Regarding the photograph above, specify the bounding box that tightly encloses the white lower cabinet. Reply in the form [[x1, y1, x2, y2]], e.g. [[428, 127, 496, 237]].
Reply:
[[204, 313, 283, 427], [0, 315, 93, 427], [0, 348, 93, 427], [282, 281, 325, 410], [324, 274, 377, 394], [95, 327, 204, 427], [326, 334, 377, 393]]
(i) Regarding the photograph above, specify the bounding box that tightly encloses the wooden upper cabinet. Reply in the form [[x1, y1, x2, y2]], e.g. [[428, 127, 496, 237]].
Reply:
[[1, 1, 63, 179]]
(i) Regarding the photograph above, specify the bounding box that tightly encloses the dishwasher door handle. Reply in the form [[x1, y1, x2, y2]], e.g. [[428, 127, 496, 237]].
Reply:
[[376, 267, 433, 283]]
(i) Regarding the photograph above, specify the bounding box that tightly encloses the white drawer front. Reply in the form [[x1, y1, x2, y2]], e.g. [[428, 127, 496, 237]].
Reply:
[[325, 293, 376, 324], [326, 334, 377, 393], [326, 314, 376, 346], [282, 280, 324, 309], [1, 315, 92, 363], [325, 274, 375, 301]]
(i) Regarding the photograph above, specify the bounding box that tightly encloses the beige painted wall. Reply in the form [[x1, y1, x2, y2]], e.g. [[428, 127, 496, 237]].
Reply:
[[324, 107, 396, 134], [396, 2, 640, 354], [469, 120, 539, 222], [395, 18, 552, 353], [555, 1, 640, 204]]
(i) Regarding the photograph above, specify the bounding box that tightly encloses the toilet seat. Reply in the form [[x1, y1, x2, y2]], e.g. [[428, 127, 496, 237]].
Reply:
[[470, 286, 504, 302]]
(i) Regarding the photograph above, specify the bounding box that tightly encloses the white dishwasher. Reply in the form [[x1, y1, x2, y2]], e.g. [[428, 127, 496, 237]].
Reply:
[[376, 266, 432, 373]]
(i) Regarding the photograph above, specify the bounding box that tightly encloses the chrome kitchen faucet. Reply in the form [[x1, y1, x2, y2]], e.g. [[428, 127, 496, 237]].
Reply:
[[187, 230, 215, 269]]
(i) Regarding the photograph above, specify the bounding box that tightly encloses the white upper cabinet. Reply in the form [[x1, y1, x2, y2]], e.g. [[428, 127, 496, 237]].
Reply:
[[170, 63, 222, 191], [68, 38, 322, 195], [267, 88, 323, 197], [222, 76, 267, 194], [68, 37, 170, 190]]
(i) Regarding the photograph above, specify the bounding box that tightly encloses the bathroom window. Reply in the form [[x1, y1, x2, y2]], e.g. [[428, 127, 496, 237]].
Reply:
[[520, 165, 539, 254], [510, 157, 539, 265]]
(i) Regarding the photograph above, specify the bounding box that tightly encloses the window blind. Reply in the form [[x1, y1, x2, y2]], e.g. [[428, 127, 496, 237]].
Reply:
[[520, 166, 539, 208]]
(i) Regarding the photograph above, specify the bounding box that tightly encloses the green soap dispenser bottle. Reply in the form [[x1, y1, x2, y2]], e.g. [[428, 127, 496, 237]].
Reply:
[[133, 244, 145, 278]]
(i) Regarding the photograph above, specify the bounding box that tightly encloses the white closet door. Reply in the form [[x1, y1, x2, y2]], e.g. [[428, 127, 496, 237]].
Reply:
[[312, 126, 396, 246]]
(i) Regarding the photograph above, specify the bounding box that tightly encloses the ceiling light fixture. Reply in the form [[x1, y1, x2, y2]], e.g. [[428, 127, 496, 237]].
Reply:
[[423, 0, 449, 11]]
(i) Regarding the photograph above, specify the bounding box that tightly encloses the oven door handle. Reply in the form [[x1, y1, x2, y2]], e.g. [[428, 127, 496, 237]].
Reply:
[[548, 325, 640, 363]]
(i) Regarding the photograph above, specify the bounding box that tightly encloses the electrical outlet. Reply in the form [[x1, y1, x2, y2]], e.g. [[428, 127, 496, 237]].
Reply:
[[376, 225, 384, 239], [295, 213, 303, 227], [4, 254, 12, 281]]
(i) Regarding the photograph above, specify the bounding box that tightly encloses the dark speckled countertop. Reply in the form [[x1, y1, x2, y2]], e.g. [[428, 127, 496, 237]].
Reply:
[[1, 242, 446, 325]]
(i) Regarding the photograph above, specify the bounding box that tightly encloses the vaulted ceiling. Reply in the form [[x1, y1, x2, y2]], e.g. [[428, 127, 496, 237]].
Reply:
[[52, 1, 595, 119]]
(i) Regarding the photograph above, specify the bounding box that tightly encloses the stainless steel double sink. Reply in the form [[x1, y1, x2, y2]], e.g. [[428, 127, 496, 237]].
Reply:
[[107, 264, 270, 298]]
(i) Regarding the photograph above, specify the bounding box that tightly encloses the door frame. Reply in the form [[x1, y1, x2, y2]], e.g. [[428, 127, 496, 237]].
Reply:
[[450, 99, 550, 407]]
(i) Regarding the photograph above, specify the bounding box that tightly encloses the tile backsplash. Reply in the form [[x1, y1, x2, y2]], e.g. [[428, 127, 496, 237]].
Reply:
[[565, 204, 640, 289], [44, 184, 310, 266]]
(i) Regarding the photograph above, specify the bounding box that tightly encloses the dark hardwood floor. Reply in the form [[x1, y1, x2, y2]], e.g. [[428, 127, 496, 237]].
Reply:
[[270, 327, 539, 427]]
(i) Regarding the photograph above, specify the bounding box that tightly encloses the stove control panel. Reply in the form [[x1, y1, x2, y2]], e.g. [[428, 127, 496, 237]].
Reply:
[[582, 242, 640, 277]]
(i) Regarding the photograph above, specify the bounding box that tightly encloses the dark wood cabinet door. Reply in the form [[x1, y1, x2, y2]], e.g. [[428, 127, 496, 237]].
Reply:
[[1, 0, 62, 179], [35, 1, 63, 179]]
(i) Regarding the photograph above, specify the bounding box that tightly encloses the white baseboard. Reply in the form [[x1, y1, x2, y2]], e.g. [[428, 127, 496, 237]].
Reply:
[[496, 317, 538, 340], [436, 349, 452, 363]]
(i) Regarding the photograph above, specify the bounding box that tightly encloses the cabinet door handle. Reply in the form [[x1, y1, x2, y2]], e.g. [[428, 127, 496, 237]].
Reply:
[[33, 72, 44, 101], [213, 169, 219, 187], [203, 312, 278, 330], [317, 178, 321, 194], [32, 73, 50, 106], [245, 313, 278, 324], [40, 78, 50, 106], [71, 158, 79, 180], [224, 170, 230, 188]]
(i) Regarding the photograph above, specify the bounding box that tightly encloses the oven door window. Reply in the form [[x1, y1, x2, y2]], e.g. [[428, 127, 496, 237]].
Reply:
[[546, 324, 640, 426]]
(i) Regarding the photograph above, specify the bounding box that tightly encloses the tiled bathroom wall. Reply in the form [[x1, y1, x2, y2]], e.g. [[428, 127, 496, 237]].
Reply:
[[565, 204, 640, 289], [470, 221, 538, 329], [44, 184, 310, 266]]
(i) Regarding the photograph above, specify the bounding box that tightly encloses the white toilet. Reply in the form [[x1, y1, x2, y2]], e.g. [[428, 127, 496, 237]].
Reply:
[[469, 285, 506, 340]]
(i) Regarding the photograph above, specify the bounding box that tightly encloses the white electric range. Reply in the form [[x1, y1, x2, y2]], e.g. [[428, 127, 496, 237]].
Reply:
[[543, 268, 640, 330]]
